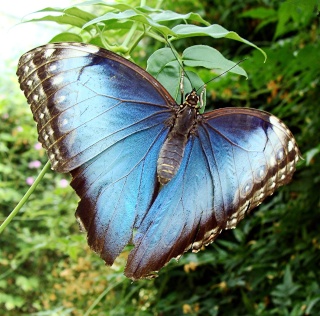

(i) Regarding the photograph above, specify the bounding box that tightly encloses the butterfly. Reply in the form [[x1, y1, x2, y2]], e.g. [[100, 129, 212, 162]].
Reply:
[[17, 42, 300, 280]]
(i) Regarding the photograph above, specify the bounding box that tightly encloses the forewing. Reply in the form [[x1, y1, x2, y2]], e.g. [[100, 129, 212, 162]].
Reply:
[[17, 42, 175, 172]]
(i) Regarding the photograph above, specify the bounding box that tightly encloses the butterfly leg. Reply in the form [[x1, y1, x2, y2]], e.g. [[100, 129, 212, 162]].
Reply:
[[199, 85, 206, 110], [179, 70, 185, 104]]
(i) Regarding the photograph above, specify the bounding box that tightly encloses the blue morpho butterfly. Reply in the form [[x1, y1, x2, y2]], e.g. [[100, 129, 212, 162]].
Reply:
[[17, 42, 300, 280]]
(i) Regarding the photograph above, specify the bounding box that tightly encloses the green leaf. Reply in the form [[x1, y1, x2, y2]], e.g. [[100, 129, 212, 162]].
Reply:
[[73, 0, 134, 12], [150, 10, 210, 25], [275, 0, 317, 39], [305, 297, 320, 314], [240, 7, 277, 19], [172, 24, 267, 61], [16, 276, 39, 292], [241, 290, 256, 314], [49, 32, 83, 43], [271, 265, 301, 306], [240, 8, 278, 32], [147, 48, 181, 101], [34, 6, 96, 21], [182, 45, 247, 78], [29, 7, 65, 13], [83, 9, 175, 35], [23, 6, 97, 29], [0, 293, 24, 310], [23, 14, 92, 30], [63, 7, 97, 21], [305, 146, 320, 165]]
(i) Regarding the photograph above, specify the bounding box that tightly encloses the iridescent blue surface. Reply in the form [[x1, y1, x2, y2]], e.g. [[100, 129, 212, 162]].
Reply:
[[17, 42, 299, 280]]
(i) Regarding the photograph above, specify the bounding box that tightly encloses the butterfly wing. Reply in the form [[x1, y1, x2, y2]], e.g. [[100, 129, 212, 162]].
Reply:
[[17, 42, 176, 265], [125, 107, 299, 279], [17, 42, 300, 279], [201, 108, 299, 228]]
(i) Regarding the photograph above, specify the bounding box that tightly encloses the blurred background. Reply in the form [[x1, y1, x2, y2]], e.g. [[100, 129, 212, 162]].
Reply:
[[0, 0, 319, 315]]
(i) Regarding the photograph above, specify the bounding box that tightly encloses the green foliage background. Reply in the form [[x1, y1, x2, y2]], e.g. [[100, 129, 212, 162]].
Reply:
[[0, 0, 319, 315]]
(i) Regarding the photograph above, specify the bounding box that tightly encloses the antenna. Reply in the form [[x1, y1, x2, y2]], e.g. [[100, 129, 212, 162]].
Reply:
[[196, 59, 247, 93], [164, 38, 193, 90]]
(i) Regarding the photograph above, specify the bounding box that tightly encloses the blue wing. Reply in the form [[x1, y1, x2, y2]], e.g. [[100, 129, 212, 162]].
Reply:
[[17, 42, 175, 172], [125, 108, 299, 279], [17, 43, 299, 280], [17, 42, 175, 265]]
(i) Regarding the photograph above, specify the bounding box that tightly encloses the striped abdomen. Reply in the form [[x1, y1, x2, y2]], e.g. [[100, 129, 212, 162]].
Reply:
[[157, 105, 197, 184]]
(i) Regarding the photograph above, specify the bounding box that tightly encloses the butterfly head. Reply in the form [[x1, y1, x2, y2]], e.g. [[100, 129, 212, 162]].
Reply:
[[184, 89, 200, 108]]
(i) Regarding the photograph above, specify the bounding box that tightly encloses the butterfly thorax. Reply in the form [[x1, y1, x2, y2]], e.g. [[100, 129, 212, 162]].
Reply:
[[157, 90, 200, 185]]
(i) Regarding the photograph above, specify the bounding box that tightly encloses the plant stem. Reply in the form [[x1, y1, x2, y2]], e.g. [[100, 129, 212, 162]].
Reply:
[[0, 160, 51, 234]]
